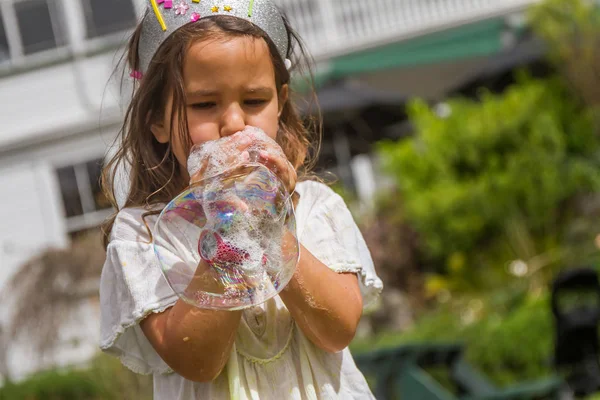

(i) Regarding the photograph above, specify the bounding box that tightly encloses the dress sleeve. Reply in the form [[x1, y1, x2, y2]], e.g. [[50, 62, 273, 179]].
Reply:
[[99, 209, 178, 375], [299, 190, 383, 309]]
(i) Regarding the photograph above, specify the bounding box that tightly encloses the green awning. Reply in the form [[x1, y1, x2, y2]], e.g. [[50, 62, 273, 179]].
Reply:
[[293, 18, 513, 91], [331, 19, 506, 76]]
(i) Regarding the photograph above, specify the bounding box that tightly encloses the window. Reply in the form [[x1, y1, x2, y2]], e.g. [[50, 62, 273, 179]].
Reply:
[[1, 0, 137, 70], [81, 0, 137, 39], [57, 166, 83, 218], [56, 158, 112, 233], [14, 0, 61, 55], [0, 0, 65, 65], [0, 10, 9, 62]]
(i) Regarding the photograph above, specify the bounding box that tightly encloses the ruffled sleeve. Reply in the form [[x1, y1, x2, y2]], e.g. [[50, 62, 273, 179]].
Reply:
[[297, 181, 383, 308], [99, 208, 178, 375]]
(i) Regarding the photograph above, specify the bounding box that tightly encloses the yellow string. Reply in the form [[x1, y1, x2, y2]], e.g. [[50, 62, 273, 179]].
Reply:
[[236, 321, 295, 364]]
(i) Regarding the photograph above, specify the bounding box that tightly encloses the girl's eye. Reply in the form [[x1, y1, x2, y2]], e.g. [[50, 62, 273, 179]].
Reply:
[[191, 102, 216, 109], [245, 99, 267, 106]]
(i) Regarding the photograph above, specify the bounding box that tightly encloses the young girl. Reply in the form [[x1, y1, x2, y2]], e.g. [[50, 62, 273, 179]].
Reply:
[[99, 1, 383, 398]]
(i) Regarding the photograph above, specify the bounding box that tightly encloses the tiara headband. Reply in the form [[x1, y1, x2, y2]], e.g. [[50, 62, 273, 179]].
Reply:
[[138, 0, 290, 74]]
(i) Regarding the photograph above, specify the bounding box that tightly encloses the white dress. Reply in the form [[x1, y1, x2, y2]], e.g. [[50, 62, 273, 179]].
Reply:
[[99, 180, 383, 400]]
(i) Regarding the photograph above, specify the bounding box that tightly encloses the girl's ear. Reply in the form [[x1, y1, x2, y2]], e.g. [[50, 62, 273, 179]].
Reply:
[[278, 84, 289, 117], [150, 118, 169, 144]]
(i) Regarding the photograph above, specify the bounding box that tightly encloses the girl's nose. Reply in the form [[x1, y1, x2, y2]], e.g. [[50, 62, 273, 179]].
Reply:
[[220, 104, 246, 138]]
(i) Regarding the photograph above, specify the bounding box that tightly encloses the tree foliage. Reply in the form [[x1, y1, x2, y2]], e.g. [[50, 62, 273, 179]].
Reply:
[[529, 0, 600, 107], [0, 231, 105, 359], [377, 76, 600, 283]]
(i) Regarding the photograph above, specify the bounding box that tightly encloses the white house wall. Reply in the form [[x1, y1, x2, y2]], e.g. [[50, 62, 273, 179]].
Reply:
[[0, 125, 119, 282], [0, 128, 116, 382], [0, 52, 122, 152], [0, 161, 64, 289]]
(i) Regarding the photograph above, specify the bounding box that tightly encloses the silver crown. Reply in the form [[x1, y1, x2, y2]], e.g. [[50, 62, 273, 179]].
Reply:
[[138, 0, 289, 74]]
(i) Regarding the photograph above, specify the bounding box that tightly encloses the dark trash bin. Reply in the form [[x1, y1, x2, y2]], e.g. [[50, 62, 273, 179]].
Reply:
[[551, 267, 600, 397]]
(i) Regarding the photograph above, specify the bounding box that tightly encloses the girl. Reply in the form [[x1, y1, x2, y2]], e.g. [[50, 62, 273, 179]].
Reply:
[[99, 0, 383, 398]]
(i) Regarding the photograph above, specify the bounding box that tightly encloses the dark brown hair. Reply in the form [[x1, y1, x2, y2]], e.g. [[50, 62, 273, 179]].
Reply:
[[101, 13, 321, 246]]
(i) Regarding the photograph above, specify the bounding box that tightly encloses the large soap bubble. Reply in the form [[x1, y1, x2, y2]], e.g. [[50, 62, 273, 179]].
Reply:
[[153, 128, 299, 310]]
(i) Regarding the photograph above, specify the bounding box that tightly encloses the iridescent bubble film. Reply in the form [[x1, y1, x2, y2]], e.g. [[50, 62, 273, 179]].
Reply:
[[153, 163, 298, 310]]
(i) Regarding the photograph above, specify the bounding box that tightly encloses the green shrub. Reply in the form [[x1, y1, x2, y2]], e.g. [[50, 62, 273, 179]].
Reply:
[[377, 76, 600, 283], [529, 0, 600, 108], [353, 1, 600, 395], [0, 353, 152, 400], [0, 368, 103, 400]]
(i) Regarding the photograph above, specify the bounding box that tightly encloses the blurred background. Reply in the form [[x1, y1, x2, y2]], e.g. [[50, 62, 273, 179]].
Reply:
[[1, 0, 600, 398]]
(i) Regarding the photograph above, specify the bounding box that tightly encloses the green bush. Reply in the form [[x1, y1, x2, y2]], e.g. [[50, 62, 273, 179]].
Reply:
[[377, 75, 600, 283], [0, 353, 152, 400], [529, 0, 600, 108], [0, 368, 103, 400], [353, 1, 600, 396]]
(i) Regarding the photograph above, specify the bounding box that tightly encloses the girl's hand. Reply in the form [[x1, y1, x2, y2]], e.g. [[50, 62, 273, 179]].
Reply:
[[256, 143, 297, 195], [187, 129, 296, 198], [189, 134, 253, 185]]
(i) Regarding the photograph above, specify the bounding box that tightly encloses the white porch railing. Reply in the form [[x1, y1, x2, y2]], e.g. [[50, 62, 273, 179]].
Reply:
[[275, 0, 541, 61], [0, 0, 542, 75]]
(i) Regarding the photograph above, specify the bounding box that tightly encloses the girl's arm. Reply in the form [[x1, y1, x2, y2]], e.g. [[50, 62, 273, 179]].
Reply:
[[142, 138, 254, 382], [279, 230, 363, 353], [140, 261, 242, 382], [256, 144, 363, 352]]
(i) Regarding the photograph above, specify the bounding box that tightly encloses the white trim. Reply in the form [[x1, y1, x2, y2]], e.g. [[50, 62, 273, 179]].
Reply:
[[0, 0, 541, 75], [48, 150, 114, 234], [62, 0, 86, 52], [0, 0, 136, 74], [74, 162, 96, 215], [65, 208, 113, 233], [0, 45, 70, 71], [78, 0, 137, 42], [13, 0, 64, 53], [76, 29, 132, 60], [46, 140, 113, 169], [0, 0, 71, 70], [316, 0, 339, 46], [47, 0, 66, 48], [1, 0, 22, 61], [34, 161, 69, 248], [0, 11, 8, 63], [0, 105, 122, 156], [279, 0, 542, 61]]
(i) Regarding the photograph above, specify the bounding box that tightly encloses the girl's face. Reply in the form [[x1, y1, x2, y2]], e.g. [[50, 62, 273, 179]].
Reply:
[[151, 35, 288, 180]]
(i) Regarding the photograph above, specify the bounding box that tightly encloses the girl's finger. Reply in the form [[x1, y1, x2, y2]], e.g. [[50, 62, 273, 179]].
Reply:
[[224, 134, 253, 165], [258, 150, 296, 193], [190, 135, 253, 183], [190, 159, 210, 184], [233, 133, 253, 150]]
